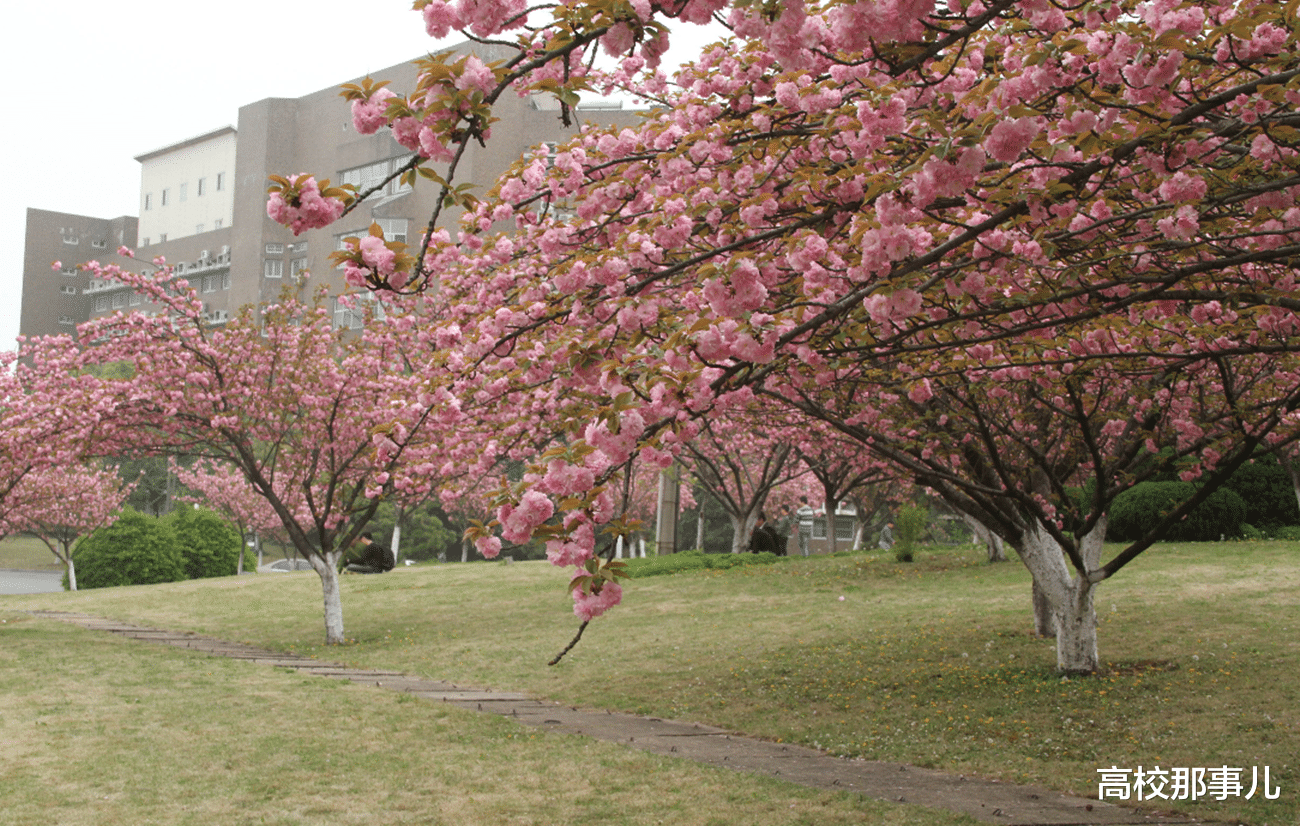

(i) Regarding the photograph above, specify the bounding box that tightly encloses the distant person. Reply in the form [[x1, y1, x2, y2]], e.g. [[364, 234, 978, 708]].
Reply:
[[796, 497, 815, 556], [748, 512, 782, 554], [878, 521, 895, 550], [775, 504, 796, 556], [339, 532, 395, 574]]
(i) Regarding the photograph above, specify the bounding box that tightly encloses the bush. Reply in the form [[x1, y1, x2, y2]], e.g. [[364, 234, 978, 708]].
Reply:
[[622, 548, 782, 579], [167, 506, 240, 579], [1273, 525, 1300, 541], [1108, 482, 1246, 542], [70, 510, 186, 590], [1224, 457, 1300, 530], [1241, 523, 1265, 541], [894, 505, 928, 563]]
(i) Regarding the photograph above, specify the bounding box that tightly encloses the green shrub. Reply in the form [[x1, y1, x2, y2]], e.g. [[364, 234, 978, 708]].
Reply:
[[622, 548, 782, 579], [70, 510, 186, 590], [1224, 457, 1300, 530], [894, 505, 928, 563], [167, 506, 240, 579], [1241, 523, 1265, 541], [1108, 481, 1246, 542], [1273, 525, 1300, 541]]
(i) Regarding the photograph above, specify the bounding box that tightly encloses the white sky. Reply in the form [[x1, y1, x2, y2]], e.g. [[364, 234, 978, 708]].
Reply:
[[4, 1, 727, 353]]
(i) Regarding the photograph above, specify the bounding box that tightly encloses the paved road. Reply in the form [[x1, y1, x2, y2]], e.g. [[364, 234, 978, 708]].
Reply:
[[0, 569, 65, 595]]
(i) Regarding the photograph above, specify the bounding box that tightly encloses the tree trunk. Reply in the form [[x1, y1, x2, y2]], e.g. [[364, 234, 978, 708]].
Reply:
[[308, 552, 345, 645], [65, 557, 77, 592], [729, 511, 758, 553], [960, 511, 1007, 563], [987, 532, 1007, 563], [1015, 520, 1105, 674], [1279, 453, 1300, 517], [1031, 579, 1055, 638], [695, 514, 704, 551], [390, 519, 403, 565], [824, 498, 839, 554]]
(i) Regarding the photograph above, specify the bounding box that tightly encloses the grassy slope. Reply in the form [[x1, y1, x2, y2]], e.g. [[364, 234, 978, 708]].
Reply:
[[3, 541, 1297, 825]]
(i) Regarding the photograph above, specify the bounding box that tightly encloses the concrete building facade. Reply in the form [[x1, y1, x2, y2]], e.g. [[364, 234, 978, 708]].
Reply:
[[19, 43, 640, 340]]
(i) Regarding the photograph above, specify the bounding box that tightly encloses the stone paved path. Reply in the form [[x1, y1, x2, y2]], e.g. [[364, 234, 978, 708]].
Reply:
[[27, 610, 1208, 826]]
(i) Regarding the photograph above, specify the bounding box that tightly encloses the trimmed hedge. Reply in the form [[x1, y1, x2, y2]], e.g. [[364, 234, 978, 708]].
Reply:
[[167, 506, 240, 579], [1108, 481, 1246, 542], [69, 510, 186, 590], [622, 548, 782, 579]]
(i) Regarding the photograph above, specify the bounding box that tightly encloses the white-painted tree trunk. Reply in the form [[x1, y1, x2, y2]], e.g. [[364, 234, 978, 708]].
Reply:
[[960, 511, 1007, 563], [1015, 520, 1106, 674], [615, 535, 625, 559], [308, 552, 345, 645], [696, 515, 704, 551], [66, 558, 77, 592], [729, 510, 758, 553]]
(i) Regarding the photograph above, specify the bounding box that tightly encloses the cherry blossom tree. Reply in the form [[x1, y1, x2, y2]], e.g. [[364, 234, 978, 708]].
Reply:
[[265, 0, 1300, 668], [62, 263, 489, 645], [170, 458, 284, 575], [677, 407, 806, 553], [0, 342, 116, 544], [792, 425, 899, 554], [5, 464, 134, 591]]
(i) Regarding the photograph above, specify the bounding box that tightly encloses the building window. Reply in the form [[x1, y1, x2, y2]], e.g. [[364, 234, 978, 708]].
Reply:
[[812, 515, 856, 542], [375, 218, 408, 243], [61, 266, 77, 276], [60, 285, 77, 296], [290, 257, 308, 278], [264, 259, 283, 279], [221, 272, 231, 290], [59, 315, 74, 326], [265, 243, 284, 255], [62, 235, 79, 245], [144, 193, 153, 210], [340, 155, 414, 199], [94, 296, 110, 313], [333, 298, 364, 330], [112, 292, 128, 309], [216, 172, 225, 191], [130, 292, 143, 306], [197, 177, 206, 197], [161, 189, 169, 207], [91, 239, 107, 249], [179, 183, 188, 202]]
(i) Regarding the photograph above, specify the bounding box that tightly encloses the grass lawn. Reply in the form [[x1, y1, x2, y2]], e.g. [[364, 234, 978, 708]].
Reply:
[[2, 540, 1296, 825]]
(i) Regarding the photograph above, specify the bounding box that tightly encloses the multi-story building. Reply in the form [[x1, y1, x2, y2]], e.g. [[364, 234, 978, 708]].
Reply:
[[19, 42, 639, 340]]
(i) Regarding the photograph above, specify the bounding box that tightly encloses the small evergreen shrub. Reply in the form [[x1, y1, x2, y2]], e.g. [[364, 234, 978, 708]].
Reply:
[[894, 505, 928, 562], [1108, 482, 1246, 542], [1225, 457, 1300, 530], [1240, 523, 1265, 541], [70, 510, 186, 590], [1273, 525, 1300, 541], [167, 506, 241, 579]]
